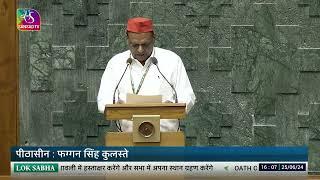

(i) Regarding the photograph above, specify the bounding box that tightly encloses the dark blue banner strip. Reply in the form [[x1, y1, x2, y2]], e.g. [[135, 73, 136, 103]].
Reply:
[[11, 146, 308, 162]]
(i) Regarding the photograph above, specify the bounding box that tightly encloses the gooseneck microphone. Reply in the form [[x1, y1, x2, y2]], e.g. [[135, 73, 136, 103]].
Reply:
[[151, 57, 178, 103], [113, 58, 132, 104], [113, 58, 132, 132]]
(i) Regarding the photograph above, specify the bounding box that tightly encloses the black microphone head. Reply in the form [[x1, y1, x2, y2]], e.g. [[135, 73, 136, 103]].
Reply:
[[127, 58, 133, 64], [151, 57, 158, 65]]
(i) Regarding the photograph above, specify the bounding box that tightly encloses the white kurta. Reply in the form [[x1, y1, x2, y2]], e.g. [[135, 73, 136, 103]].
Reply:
[[97, 47, 196, 132]]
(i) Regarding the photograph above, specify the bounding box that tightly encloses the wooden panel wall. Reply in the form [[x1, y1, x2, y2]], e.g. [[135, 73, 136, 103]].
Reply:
[[0, 0, 18, 175]]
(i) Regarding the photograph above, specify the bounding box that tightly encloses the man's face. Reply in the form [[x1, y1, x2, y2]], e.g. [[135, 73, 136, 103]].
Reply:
[[127, 32, 155, 63]]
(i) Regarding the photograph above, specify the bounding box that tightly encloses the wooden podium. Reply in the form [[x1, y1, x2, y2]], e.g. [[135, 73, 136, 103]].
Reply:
[[104, 103, 186, 146]]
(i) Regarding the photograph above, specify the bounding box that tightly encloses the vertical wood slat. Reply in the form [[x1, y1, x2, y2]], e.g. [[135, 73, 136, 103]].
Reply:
[[0, 0, 18, 175]]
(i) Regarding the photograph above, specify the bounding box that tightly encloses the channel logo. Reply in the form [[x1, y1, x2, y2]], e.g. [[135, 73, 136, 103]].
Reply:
[[16, 9, 41, 31], [14, 163, 58, 173]]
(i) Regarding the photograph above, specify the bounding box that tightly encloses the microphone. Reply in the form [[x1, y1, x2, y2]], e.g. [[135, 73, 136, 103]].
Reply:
[[151, 57, 178, 103], [113, 58, 132, 132], [112, 58, 132, 104]]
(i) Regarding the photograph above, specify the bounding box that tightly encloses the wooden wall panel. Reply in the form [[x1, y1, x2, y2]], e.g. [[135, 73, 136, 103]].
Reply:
[[0, 0, 18, 175]]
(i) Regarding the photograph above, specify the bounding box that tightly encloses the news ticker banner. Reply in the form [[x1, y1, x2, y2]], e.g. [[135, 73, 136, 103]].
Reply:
[[11, 146, 308, 176]]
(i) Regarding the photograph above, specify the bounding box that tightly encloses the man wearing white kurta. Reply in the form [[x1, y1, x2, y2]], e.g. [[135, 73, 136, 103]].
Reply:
[[97, 17, 196, 132]]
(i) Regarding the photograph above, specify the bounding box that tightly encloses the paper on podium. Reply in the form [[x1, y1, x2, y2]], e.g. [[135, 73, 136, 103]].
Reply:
[[126, 93, 162, 104]]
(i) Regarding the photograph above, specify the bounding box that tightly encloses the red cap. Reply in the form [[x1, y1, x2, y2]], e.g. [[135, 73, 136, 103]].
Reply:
[[127, 17, 153, 33]]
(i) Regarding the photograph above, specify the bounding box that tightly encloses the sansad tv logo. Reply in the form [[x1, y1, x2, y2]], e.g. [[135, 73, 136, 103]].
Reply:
[[16, 9, 41, 31]]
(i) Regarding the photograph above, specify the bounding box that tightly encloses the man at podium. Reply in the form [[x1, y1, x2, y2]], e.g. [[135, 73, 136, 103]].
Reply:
[[97, 17, 196, 132]]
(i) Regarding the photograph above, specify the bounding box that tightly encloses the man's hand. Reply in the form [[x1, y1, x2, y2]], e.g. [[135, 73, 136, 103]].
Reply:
[[117, 99, 124, 104]]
